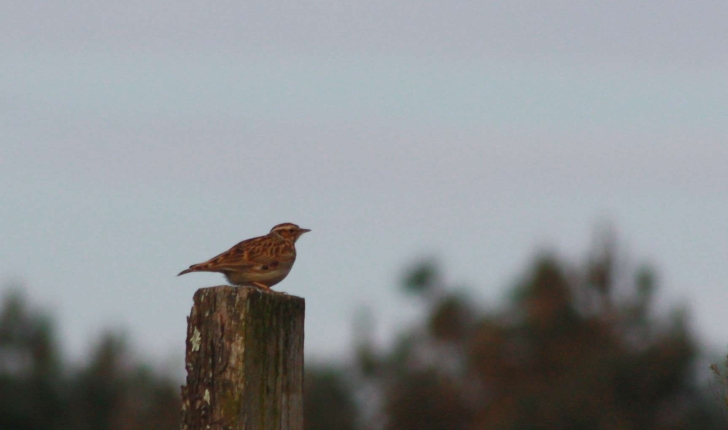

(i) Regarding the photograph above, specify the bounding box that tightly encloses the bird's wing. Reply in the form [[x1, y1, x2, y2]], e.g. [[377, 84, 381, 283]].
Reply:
[[204, 236, 293, 271]]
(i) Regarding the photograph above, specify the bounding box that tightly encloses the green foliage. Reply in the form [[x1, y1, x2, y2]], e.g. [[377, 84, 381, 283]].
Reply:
[[304, 367, 357, 430], [1, 232, 722, 429], [402, 259, 439, 296], [0, 288, 180, 430], [428, 294, 471, 342], [352, 236, 722, 429], [710, 354, 728, 425], [0, 289, 65, 430]]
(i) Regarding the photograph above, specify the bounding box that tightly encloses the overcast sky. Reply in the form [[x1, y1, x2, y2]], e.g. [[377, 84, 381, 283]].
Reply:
[[2, 1, 727, 370]]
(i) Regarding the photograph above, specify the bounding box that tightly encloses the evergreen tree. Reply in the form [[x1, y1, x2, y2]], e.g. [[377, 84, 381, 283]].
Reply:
[[356, 237, 721, 429]]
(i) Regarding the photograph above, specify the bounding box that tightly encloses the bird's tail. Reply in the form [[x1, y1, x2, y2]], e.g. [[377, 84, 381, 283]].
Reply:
[[177, 263, 210, 276]]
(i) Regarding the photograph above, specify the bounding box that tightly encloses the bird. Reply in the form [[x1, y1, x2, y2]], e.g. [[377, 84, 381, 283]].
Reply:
[[177, 223, 310, 291]]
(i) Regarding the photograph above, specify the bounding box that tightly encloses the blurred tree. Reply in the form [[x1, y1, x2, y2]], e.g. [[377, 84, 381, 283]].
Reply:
[[304, 366, 357, 430], [0, 288, 65, 430], [2, 230, 723, 430], [709, 355, 728, 425], [355, 235, 721, 430], [0, 288, 180, 430], [69, 334, 127, 430], [402, 258, 439, 298], [68, 331, 181, 430]]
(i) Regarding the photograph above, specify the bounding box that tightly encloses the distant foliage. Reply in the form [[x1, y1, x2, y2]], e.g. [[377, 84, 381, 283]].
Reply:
[[710, 355, 728, 425], [402, 259, 439, 296], [2, 232, 722, 429], [351, 236, 721, 429], [0, 289, 180, 430], [304, 366, 357, 430]]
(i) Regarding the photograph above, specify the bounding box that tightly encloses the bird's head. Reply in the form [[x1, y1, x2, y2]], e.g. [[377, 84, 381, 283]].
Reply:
[[270, 223, 311, 242]]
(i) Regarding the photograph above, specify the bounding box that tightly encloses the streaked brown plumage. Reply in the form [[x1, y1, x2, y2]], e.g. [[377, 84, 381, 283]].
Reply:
[[177, 223, 310, 291]]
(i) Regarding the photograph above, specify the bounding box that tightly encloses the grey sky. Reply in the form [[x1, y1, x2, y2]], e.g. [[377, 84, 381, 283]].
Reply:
[[2, 1, 727, 367]]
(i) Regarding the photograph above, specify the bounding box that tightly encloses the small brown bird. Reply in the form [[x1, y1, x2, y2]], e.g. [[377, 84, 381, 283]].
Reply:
[[178, 223, 310, 291]]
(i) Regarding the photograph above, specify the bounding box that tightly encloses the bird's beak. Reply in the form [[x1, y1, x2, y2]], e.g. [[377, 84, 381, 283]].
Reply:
[[300, 228, 311, 234]]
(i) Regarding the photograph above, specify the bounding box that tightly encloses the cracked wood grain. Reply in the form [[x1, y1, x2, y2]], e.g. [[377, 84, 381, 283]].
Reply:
[[181, 286, 304, 430]]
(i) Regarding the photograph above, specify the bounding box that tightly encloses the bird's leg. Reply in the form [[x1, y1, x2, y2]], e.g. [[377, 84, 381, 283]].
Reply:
[[251, 282, 271, 291], [251, 282, 288, 295]]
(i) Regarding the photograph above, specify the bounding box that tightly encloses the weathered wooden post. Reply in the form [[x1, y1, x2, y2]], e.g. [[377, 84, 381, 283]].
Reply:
[[180, 286, 305, 430]]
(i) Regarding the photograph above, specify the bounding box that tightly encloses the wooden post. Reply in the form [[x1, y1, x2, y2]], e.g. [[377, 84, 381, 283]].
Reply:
[[180, 286, 305, 430]]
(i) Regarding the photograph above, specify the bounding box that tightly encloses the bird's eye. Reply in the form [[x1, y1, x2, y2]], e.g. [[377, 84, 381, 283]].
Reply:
[[288, 228, 294, 232]]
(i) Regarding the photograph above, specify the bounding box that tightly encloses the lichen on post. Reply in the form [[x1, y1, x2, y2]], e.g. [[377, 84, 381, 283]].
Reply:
[[181, 286, 305, 430]]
